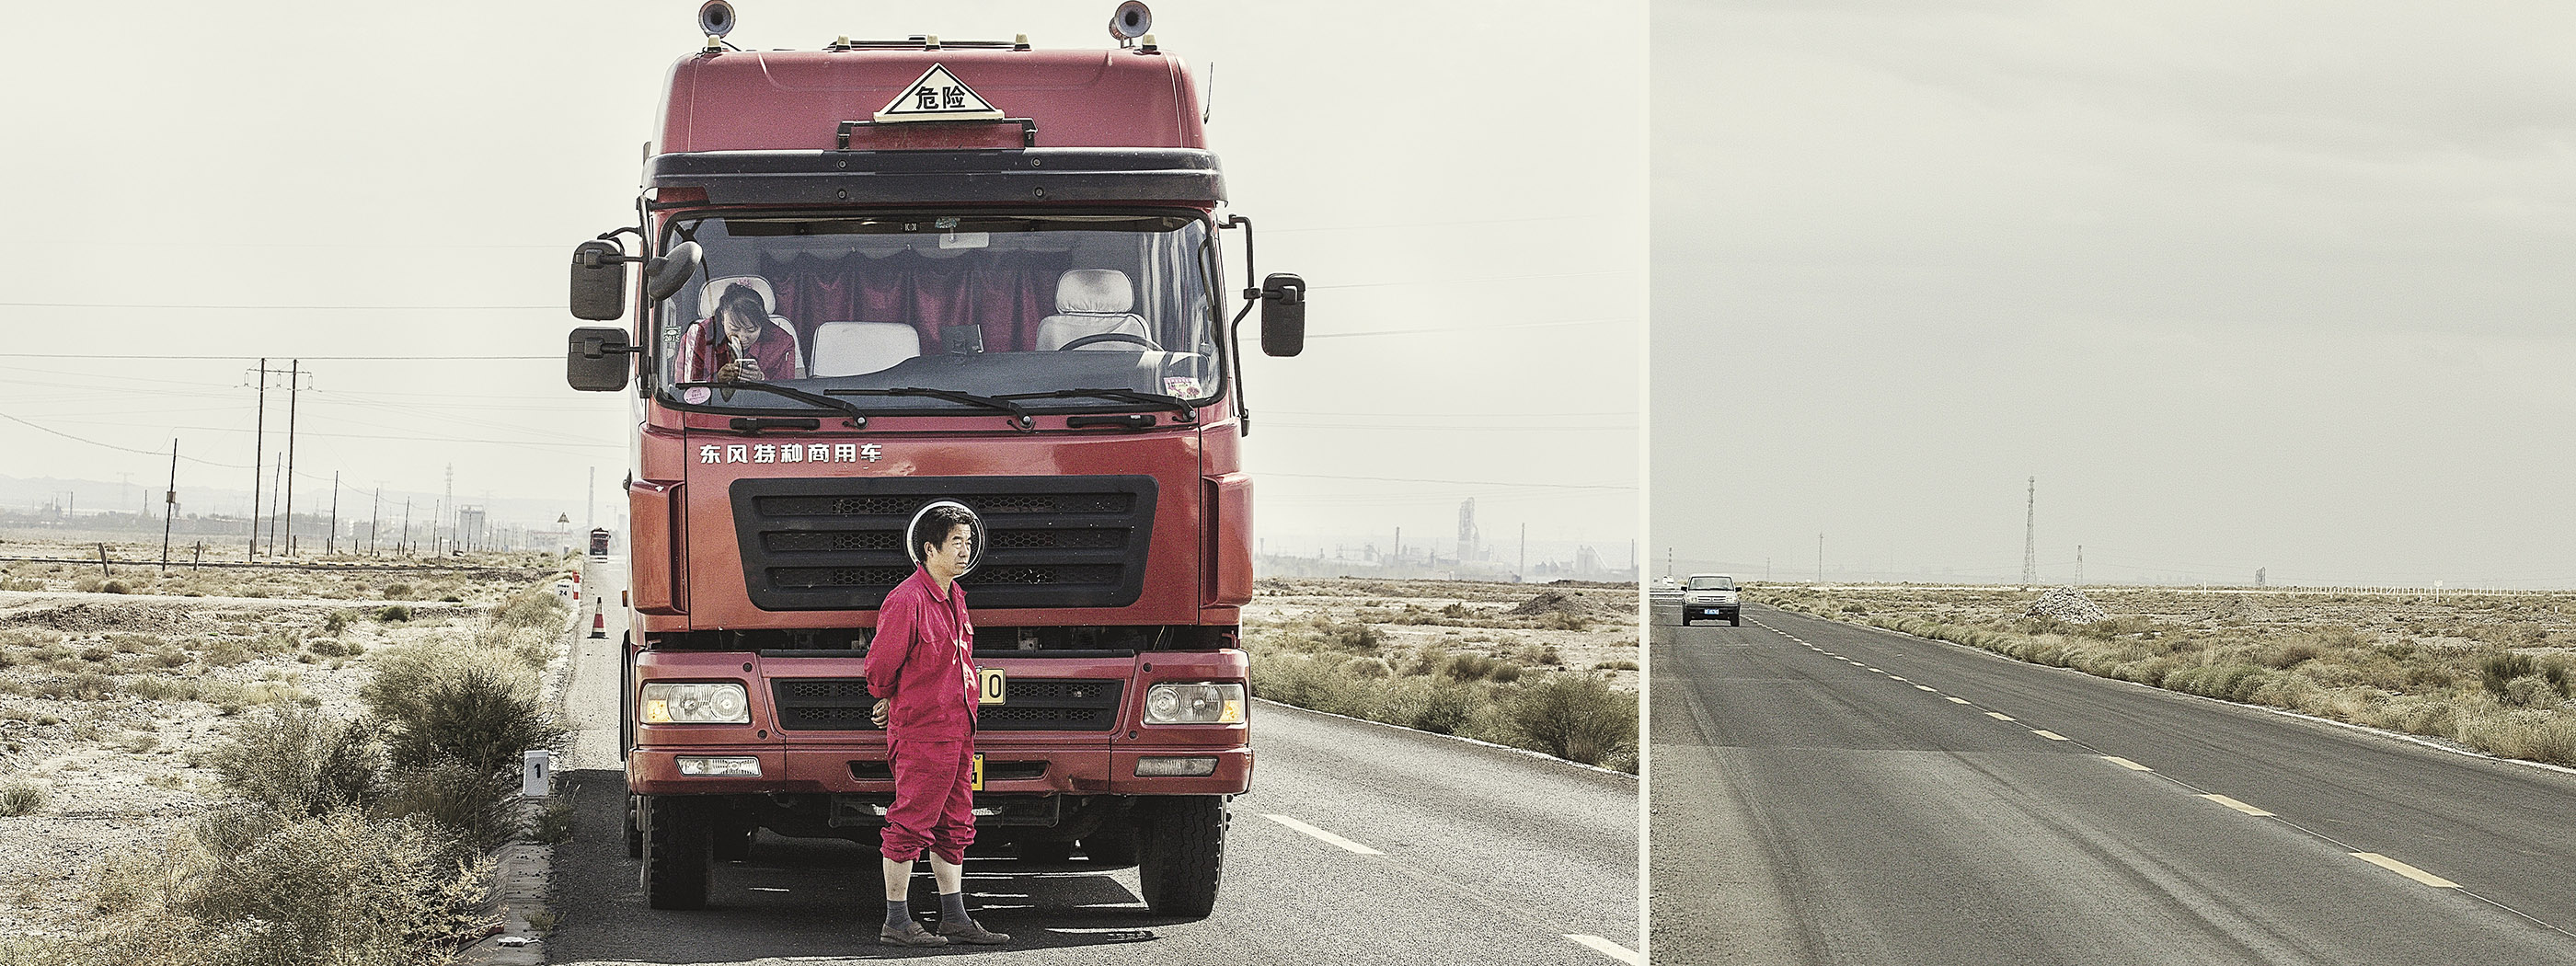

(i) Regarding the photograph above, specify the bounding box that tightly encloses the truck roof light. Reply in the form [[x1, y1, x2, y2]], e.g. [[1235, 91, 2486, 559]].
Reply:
[[1109, 2, 1152, 45], [1014, 33, 1030, 51], [1138, 34, 1158, 53], [697, 0, 736, 40]]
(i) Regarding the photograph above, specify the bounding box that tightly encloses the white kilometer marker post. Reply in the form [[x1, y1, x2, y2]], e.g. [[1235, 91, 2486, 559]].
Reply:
[[2199, 794, 2274, 816], [1263, 814, 1384, 856], [1564, 934, 1643, 964], [2351, 853, 2460, 888], [2101, 756, 2153, 771]]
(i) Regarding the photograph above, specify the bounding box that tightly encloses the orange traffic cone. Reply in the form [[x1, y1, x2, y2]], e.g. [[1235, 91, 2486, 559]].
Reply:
[[590, 602, 608, 638]]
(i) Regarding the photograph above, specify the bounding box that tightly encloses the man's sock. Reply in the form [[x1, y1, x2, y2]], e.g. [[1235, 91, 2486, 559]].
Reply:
[[885, 899, 912, 930], [938, 891, 972, 924]]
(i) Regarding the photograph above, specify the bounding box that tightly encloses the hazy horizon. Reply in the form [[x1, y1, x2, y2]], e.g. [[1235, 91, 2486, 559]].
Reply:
[[1653, 1, 2576, 590]]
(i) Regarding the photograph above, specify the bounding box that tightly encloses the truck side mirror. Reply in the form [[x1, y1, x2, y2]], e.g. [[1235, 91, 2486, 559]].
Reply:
[[644, 241, 703, 304], [567, 327, 635, 392], [1259, 273, 1305, 358], [569, 241, 627, 321]]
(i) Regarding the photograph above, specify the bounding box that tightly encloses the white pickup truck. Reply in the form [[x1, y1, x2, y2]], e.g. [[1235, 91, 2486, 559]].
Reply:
[[1683, 573, 1742, 627]]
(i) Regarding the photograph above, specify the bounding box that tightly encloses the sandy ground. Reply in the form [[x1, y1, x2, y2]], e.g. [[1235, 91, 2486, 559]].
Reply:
[[0, 547, 571, 939]]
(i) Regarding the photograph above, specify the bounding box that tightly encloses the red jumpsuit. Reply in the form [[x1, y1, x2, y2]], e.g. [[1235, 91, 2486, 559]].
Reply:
[[863, 567, 981, 865]]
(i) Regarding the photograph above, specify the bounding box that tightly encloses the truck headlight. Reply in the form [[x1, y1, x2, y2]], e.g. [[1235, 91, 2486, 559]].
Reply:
[[639, 682, 750, 724], [1144, 683, 1244, 724]]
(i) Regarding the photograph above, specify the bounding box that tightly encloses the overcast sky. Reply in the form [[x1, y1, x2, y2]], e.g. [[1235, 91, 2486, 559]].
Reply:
[[0, 1, 1642, 568], [1653, 1, 2576, 588]]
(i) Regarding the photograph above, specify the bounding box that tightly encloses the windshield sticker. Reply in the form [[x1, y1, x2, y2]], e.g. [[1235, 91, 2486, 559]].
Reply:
[[875, 63, 1005, 123], [682, 386, 712, 405], [1164, 377, 1202, 397]]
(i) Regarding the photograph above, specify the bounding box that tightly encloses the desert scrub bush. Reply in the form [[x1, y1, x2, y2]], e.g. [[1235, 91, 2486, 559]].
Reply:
[[320, 608, 356, 635], [1501, 672, 1636, 768], [2478, 651, 2538, 696], [210, 707, 389, 816], [375, 604, 414, 622], [385, 761, 523, 854], [0, 779, 47, 816], [305, 635, 363, 658], [490, 586, 569, 629], [2502, 675, 2569, 709], [380, 581, 414, 599], [123, 675, 205, 702], [36, 671, 119, 701], [362, 645, 566, 776], [2458, 709, 2576, 765], [199, 638, 253, 667]]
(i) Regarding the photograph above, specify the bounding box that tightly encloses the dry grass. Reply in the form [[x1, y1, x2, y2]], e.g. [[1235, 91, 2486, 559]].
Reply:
[[1245, 578, 1639, 771], [1760, 584, 2576, 766]]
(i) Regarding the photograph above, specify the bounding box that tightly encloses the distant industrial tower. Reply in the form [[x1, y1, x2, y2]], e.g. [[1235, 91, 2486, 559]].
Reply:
[[2021, 477, 2038, 587], [1456, 499, 1480, 563]]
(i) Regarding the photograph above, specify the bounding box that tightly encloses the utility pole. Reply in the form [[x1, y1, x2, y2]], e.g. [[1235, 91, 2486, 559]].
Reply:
[[2076, 545, 2084, 586], [401, 500, 413, 556], [370, 487, 382, 557], [328, 471, 339, 555], [587, 466, 597, 533], [1816, 533, 1824, 584], [268, 458, 283, 555], [1518, 522, 1526, 577], [247, 357, 268, 558], [282, 360, 301, 555], [160, 439, 178, 572], [2021, 476, 2038, 588]]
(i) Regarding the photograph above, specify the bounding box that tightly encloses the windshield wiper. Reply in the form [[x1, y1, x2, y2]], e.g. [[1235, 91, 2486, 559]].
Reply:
[[671, 380, 871, 428], [824, 387, 1033, 427], [996, 388, 1198, 421]]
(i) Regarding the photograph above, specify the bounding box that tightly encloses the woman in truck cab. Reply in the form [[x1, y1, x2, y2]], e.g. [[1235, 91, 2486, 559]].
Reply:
[[679, 282, 802, 384]]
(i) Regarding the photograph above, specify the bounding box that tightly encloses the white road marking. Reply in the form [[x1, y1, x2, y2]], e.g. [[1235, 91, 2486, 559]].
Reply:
[[1263, 813, 1384, 855], [1987, 712, 2016, 721], [2199, 794, 2274, 817], [2351, 853, 2460, 888], [1945, 696, 1970, 705], [1889, 675, 1908, 682], [2101, 756, 2153, 771], [1914, 684, 1938, 692], [2031, 730, 2070, 741], [1564, 934, 1643, 964]]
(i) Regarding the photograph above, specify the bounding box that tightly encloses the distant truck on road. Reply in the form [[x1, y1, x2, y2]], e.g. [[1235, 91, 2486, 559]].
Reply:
[[1683, 573, 1741, 627]]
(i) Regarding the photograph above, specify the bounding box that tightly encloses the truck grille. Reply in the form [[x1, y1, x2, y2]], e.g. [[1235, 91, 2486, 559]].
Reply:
[[730, 476, 1156, 611], [769, 677, 1123, 732]]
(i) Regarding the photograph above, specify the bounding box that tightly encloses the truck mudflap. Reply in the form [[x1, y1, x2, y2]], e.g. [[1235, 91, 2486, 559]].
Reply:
[[627, 743, 1248, 796]]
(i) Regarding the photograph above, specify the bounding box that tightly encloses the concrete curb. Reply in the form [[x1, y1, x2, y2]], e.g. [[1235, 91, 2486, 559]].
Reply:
[[460, 571, 589, 964]]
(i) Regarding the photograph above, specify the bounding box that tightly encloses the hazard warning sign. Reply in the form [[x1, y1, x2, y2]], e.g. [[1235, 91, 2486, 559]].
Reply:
[[875, 63, 1006, 122]]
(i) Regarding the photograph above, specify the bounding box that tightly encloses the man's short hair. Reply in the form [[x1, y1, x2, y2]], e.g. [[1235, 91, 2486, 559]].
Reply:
[[912, 502, 977, 559]]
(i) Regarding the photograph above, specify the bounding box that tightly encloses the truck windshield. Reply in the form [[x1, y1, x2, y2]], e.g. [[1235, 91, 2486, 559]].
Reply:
[[652, 213, 1223, 414]]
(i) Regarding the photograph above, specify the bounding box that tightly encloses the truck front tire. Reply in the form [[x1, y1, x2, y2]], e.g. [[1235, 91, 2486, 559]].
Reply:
[[641, 794, 712, 910], [1135, 796, 1227, 918]]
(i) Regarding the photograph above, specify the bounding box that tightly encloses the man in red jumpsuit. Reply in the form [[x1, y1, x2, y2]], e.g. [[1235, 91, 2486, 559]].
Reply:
[[865, 502, 1008, 947]]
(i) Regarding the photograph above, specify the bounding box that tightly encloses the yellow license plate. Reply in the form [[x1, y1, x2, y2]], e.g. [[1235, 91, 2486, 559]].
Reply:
[[979, 668, 1006, 706], [970, 753, 984, 791]]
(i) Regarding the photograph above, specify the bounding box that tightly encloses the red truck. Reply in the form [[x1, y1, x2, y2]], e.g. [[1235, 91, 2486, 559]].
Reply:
[[563, 1, 1304, 917]]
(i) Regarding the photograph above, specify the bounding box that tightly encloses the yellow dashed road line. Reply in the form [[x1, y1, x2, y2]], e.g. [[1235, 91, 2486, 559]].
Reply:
[[2199, 794, 2274, 817], [2350, 853, 2460, 888]]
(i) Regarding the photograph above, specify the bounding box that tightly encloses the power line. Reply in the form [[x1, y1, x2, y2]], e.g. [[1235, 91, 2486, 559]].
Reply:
[[1261, 471, 1632, 490]]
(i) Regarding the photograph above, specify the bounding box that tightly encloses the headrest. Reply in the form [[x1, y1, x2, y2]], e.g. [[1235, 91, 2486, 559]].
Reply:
[[701, 276, 776, 316], [1055, 269, 1133, 315]]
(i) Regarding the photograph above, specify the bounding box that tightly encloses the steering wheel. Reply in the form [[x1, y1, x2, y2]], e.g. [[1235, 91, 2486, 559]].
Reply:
[[1056, 332, 1156, 351]]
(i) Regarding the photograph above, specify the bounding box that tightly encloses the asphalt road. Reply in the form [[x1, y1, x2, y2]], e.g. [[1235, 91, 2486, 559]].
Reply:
[[541, 558, 1640, 965], [1650, 602, 2576, 965]]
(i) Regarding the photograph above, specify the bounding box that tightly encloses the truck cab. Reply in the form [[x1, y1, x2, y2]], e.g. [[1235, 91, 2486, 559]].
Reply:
[[562, 3, 1302, 918]]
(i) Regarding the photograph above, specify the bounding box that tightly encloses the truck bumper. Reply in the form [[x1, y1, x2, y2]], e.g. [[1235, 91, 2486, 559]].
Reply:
[[628, 742, 1251, 797]]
